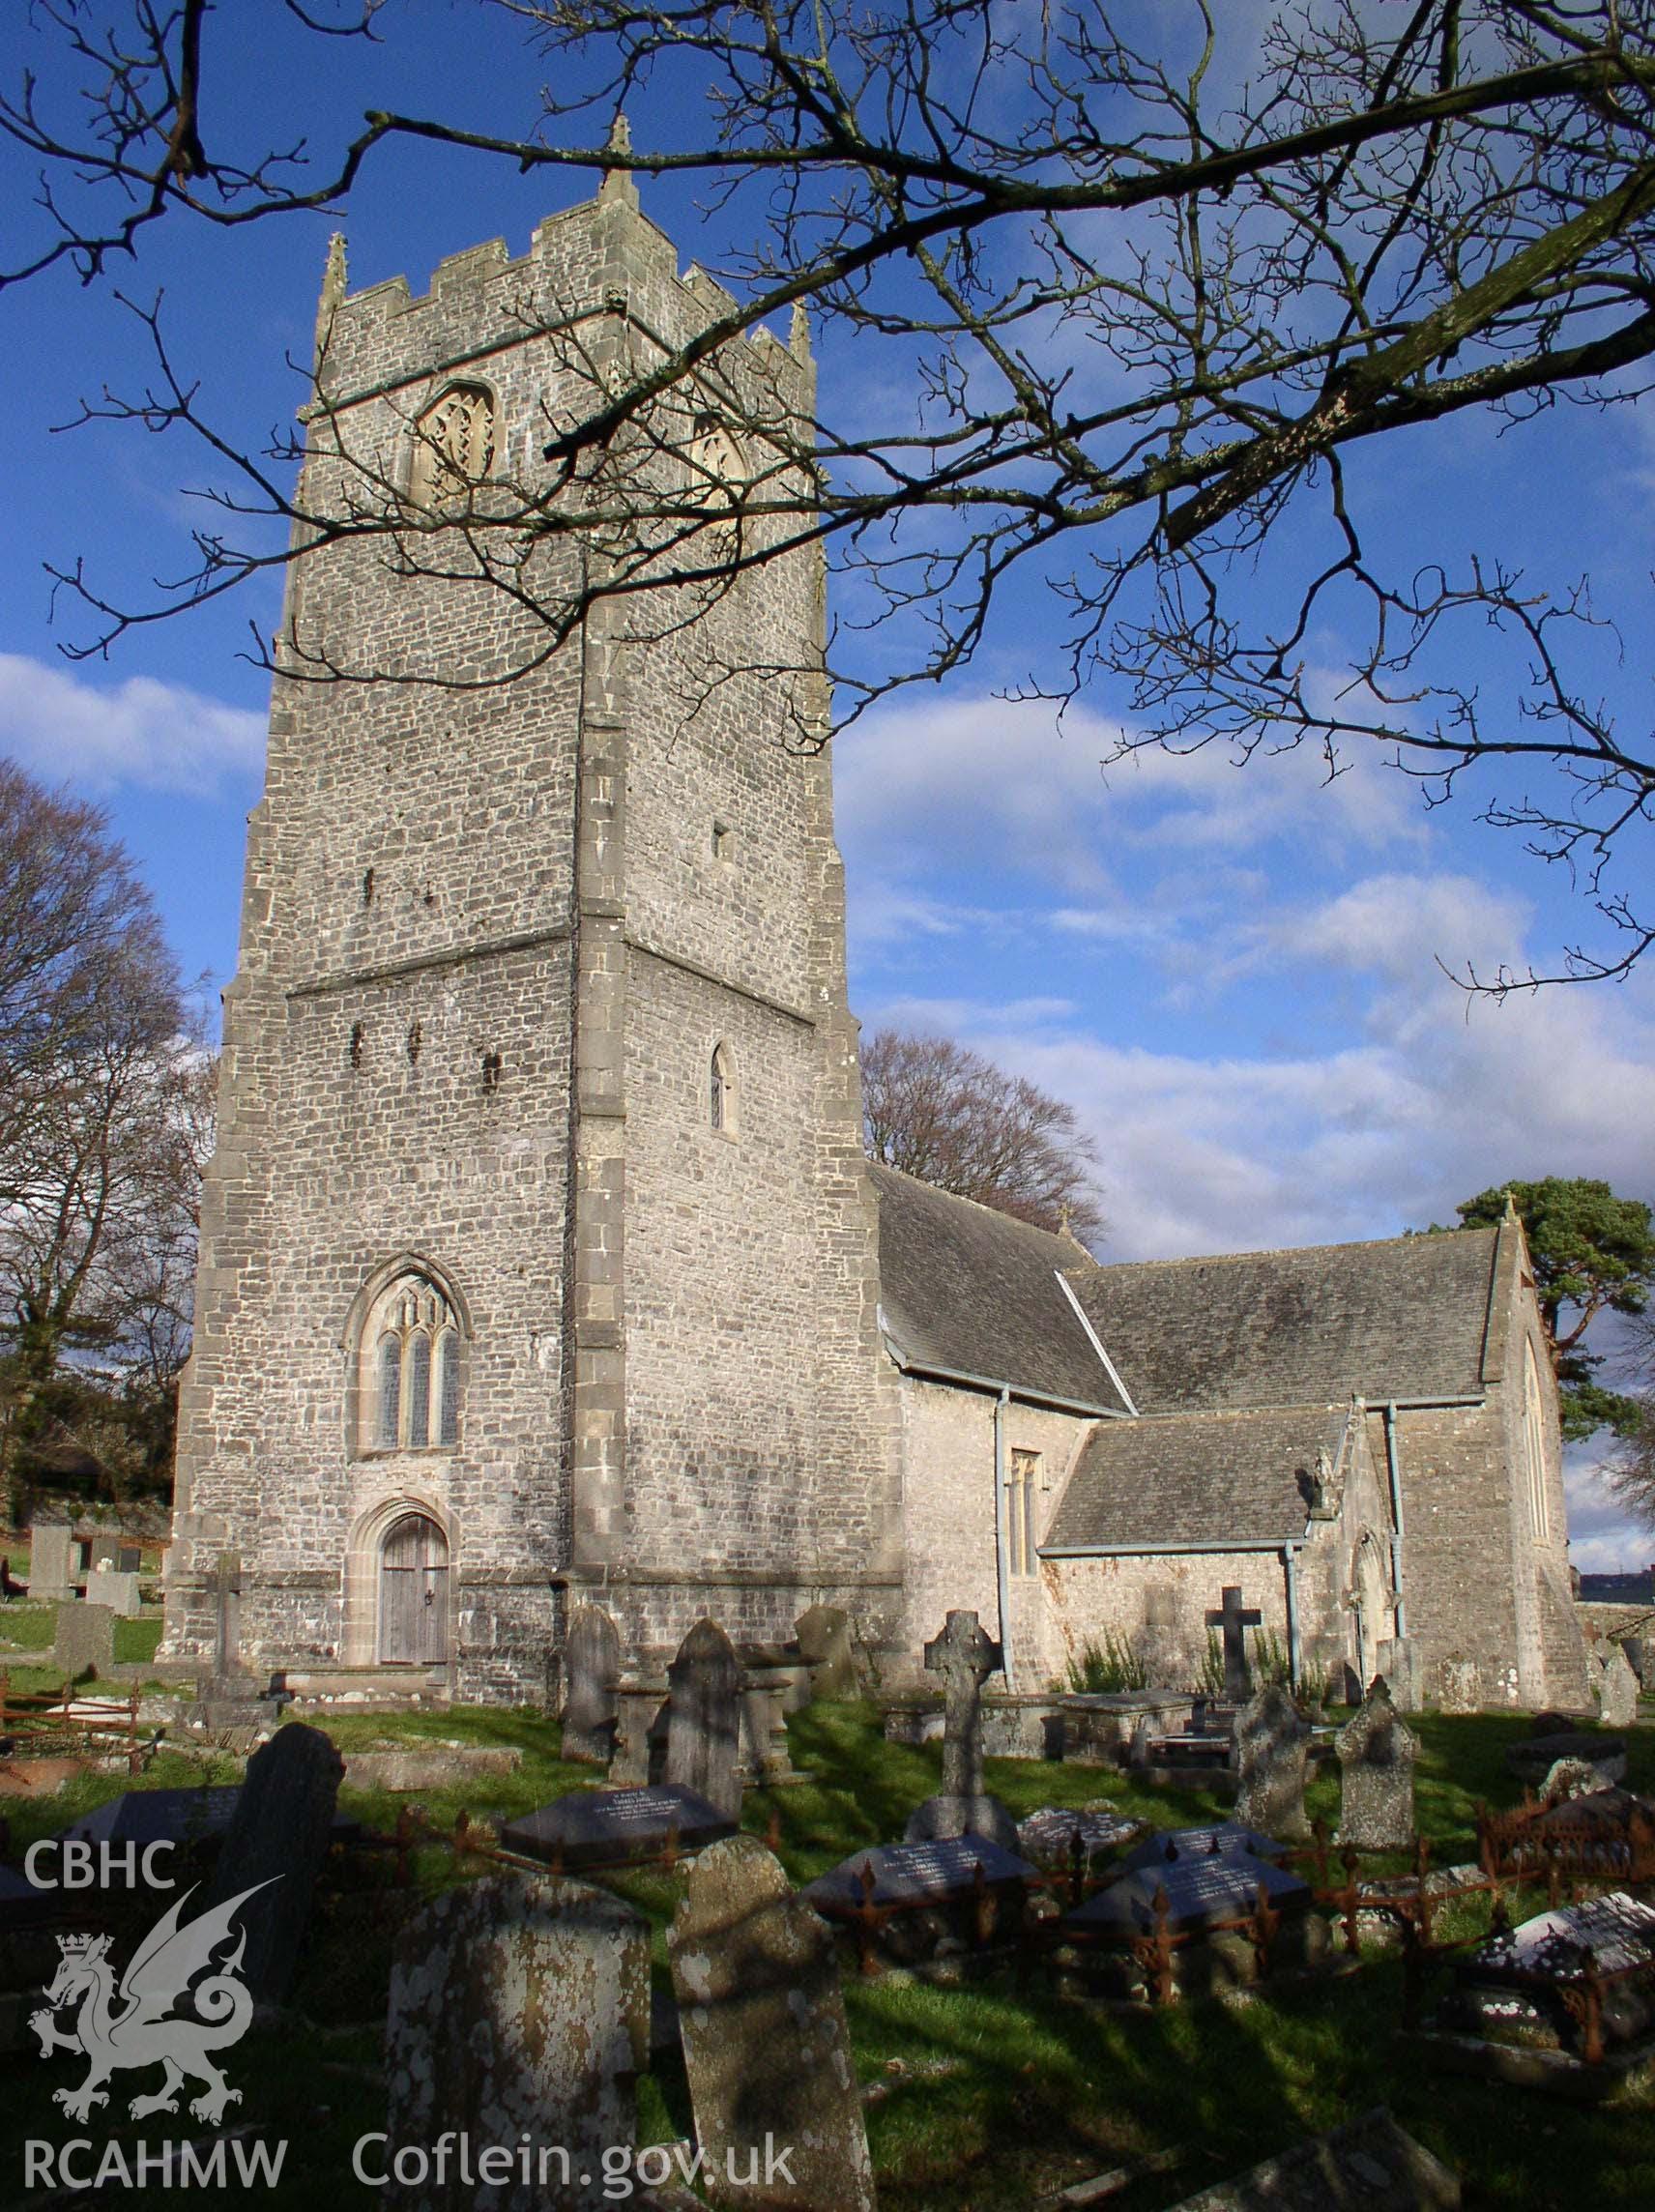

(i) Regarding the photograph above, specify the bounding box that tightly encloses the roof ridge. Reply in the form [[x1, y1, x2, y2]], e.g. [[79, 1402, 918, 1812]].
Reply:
[[866, 1157, 1078, 1255], [1068, 1223, 1499, 1280]]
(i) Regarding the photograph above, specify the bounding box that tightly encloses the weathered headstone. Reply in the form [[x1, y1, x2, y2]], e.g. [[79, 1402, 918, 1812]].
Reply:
[[1445, 1890, 1655, 2061], [205, 1721, 344, 2001], [1599, 1644, 1640, 1729], [53, 1601, 114, 1679], [87, 1566, 141, 1618], [669, 1835, 876, 2212], [502, 1783, 736, 1872], [86, 1534, 120, 1574], [1161, 2106, 1460, 2210], [739, 1677, 798, 1787], [664, 1618, 743, 1819], [1437, 1652, 1480, 1713], [386, 1875, 649, 2212], [1336, 1676, 1419, 1850], [561, 1604, 622, 1764], [794, 1604, 856, 1700], [1135, 1583, 1187, 1689], [1205, 1586, 1263, 1701], [1507, 1729, 1627, 1790], [1234, 1684, 1311, 1842], [27, 1523, 74, 1602], [609, 1674, 669, 1786]]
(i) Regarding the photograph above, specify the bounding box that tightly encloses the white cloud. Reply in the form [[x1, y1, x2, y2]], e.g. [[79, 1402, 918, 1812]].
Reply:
[[1564, 1446, 1652, 1576], [0, 653, 266, 797], [833, 692, 1430, 916]]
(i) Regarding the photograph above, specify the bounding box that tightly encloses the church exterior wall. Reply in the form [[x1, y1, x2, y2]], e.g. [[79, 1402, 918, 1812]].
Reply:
[[1044, 1549, 1296, 1687]]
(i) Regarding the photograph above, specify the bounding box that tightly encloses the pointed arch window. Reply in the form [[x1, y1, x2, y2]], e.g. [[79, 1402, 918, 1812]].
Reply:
[[1522, 1338, 1551, 1540], [358, 1270, 464, 1453], [410, 384, 496, 509]]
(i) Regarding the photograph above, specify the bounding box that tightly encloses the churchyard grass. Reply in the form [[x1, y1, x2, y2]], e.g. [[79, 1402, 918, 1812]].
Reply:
[[0, 1601, 54, 1651], [2, 1699, 1651, 2207]]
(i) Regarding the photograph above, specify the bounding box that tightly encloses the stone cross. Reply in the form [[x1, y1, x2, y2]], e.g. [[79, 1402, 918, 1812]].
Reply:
[[1205, 1586, 1262, 1701], [209, 1551, 246, 1686], [924, 1609, 1002, 1801], [386, 1874, 649, 2212], [668, 1835, 876, 2212]]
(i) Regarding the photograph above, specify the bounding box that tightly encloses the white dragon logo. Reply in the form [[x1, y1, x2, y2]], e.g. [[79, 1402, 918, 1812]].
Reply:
[[30, 1879, 276, 2125]]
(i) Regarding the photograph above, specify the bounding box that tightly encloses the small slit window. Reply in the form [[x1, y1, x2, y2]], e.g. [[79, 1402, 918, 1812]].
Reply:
[[710, 1042, 736, 1133], [1008, 1448, 1040, 1575]]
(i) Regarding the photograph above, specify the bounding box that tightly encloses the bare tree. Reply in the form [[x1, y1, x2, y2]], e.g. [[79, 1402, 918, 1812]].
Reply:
[[8, 4, 1655, 983], [0, 764, 200, 1510], [862, 1028, 1105, 1244]]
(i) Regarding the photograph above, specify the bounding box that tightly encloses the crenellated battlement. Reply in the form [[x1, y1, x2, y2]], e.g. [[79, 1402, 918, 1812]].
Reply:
[[315, 173, 812, 409]]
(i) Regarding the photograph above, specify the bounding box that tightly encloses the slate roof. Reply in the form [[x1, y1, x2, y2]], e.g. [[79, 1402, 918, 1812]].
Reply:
[[869, 1162, 1126, 1410], [1045, 1405, 1347, 1552], [1063, 1229, 1501, 1414]]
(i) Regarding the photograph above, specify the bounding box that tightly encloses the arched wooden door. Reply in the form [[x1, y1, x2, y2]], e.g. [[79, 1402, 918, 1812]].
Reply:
[[378, 1513, 449, 1664]]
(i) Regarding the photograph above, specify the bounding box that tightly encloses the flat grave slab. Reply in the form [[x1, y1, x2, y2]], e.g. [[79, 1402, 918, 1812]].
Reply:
[[1066, 1848, 1310, 1939], [803, 1835, 1036, 1915], [1121, 1823, 1288, 1873], [1017, 1806, 1143, 1870], [501, 1783, 736, 1871], [1466, 1891, 1655, 1985], [53, 1786, 359, 1853]]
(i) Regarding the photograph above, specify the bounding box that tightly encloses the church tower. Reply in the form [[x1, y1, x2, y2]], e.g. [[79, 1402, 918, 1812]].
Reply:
[[163, 171, 905, 1698]]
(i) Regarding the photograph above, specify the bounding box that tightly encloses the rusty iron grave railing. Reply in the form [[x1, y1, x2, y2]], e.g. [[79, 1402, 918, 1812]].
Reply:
[[0, 1671, 146, 1773]]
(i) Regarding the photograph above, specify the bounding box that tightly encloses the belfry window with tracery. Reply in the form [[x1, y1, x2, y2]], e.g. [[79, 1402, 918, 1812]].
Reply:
[[410, 384, 497, 508], [364, 1273, 461, 1451]]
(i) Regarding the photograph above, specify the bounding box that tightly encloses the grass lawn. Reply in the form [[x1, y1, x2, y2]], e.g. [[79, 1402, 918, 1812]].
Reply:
[[1, 1701, 1651, 2208]]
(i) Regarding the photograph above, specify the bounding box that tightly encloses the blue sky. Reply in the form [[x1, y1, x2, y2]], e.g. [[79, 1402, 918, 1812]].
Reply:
[[2, 3, 1651, 1567]]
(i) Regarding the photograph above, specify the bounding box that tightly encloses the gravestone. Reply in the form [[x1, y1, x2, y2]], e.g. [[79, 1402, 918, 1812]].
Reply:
[[561, 1605, 622, 1764], [664, 1618, 743, 1820], [905, 1609, 1018, 1851], [1064, 1845, 1310, 1939], [738, 1677, 798, 1787], [610, 1675, 669, 1786], [87, 1566, 141, 1618], [1507, 1729, 1627, 1790], [1599, 1645, 1640, 1729], [1336, 1676, 1419, 1850], [117, 1544, 142, 1575], [1437, 1652, 1480, 1713], [1234, 1684, 1312, 1842], [1122, 1823, 1290, 1873], [386, 1875, 648, 2212], [1016, 1806, 1142, 1873], [189, 1551, 282, 1732], [54, 1601, 114, 1679], [204, 1721, 344, 2002], [503, 1783, 736, 1872], [1445, 1890, 1655, 2059], [668, 1836, 876, 2212], [27, 1523, 74, 1601], [1162, 2107, 1460, 2211], [795, 1604, 857, 1700], [86, 1534, 120, 1573], [803, 1834, 1035, 1927], [1206, 1586, 1262, 1701]]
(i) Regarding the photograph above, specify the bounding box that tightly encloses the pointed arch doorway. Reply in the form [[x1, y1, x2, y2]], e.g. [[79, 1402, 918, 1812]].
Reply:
[[378, 1512, 450, 1664]]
